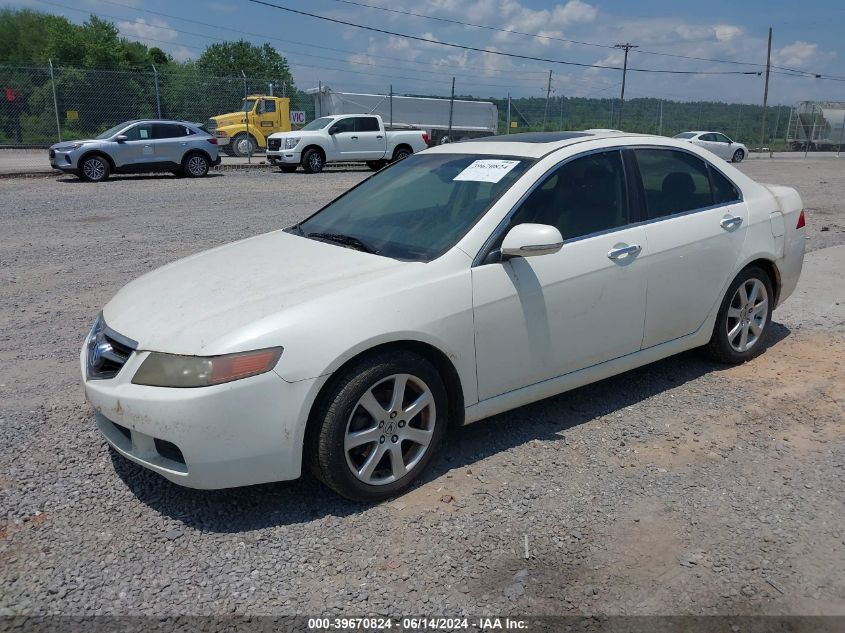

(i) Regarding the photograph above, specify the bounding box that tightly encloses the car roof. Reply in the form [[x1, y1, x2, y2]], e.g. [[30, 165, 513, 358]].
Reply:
[[424, 130, 655, 159]]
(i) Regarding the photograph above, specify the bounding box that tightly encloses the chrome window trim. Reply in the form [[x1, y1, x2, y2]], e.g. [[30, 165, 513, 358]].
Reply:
[[471, 143, 745, 267]]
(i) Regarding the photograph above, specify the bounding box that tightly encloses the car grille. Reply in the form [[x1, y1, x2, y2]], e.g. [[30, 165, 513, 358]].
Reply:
[[49, 149, 55, 159], [267, 138, 281, 151], [86, 317, 138, 380]]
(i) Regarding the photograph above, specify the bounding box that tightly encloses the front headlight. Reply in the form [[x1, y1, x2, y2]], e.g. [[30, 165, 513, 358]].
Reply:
[[132, 347, 283, 388], [58, 143, 83, 151], [284, 137, 301, 150]]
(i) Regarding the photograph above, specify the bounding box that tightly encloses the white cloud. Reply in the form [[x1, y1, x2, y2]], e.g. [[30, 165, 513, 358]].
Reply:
[[714, 25, 742, 42], [117, 17, 177, 43], [774, 41, 829, 68], [171, 46, 193, 63]]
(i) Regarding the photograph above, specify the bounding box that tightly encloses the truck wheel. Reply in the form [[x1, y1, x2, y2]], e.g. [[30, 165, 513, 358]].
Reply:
[[231, 133, 257, 157], [392, 147, 412, 162], [302, 149, 324, 174], [279, 165, 298, 173], [366, 160, 387, 171]]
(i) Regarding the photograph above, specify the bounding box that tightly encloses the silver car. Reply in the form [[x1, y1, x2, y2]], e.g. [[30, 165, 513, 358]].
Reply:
[[49, 120, 221, 182], [673, 131, 748, 163]]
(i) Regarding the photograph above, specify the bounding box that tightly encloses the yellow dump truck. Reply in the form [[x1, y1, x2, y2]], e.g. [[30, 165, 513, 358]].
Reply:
[[207, 95, 291, 156]]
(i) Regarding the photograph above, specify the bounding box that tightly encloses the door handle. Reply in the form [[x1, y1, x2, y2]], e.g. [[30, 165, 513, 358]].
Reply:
[[720, 216, 743, 230], [351, 135, 358, 140], [376, 135, 383, 139], [607, 244, 642, 260]]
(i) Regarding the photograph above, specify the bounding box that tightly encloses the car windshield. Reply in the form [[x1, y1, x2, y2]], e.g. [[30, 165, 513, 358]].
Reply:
[[95, 123, 130, 139], [301, 117, 334, 131], [296, 153, 533, 262], [673, 132, 697, 139], [241, 99, 257, 112]]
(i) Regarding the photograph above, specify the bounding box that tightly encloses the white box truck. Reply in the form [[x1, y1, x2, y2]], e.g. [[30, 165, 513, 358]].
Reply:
[[307, 85, 498, 146]]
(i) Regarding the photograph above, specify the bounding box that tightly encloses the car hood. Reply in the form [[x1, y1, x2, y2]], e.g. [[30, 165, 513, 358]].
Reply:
[[102, 230, 407, 354], [50, 139, 98, 150]]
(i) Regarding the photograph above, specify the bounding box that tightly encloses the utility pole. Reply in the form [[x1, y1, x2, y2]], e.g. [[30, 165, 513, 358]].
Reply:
[[506, 93, 511, 135], [760, 27, 773, 151], [614, 42, 637, 129], [447, 76, 455, 142], [543, 69, 552, 131], [658, 100, 664, 136]]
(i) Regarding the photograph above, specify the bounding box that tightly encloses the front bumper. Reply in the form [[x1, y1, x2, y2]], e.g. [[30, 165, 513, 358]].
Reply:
[[81, 337, 317, 489], [49, 149, 80, 172], [266, 150, 302, 165]]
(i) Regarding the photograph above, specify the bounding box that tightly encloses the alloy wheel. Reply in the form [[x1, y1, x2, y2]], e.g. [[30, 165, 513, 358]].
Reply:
[[344, 373, 436, 485], [309, 153, 322, 171], [726, 278, 768, 352], [187, 155, 207, 176], [83, 158, 106, 181]]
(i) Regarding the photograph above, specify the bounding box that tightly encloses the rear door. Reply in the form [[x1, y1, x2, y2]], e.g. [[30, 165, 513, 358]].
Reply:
[[711, 133, 735, 160], [353, 116, 386, 159], [151, 123, 192, 165], [633, 147, 748, 348], [110, 123, 154, 167]]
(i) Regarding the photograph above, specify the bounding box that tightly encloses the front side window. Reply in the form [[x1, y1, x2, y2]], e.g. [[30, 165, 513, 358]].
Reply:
[[241, 99, 257, 112], [123, 124, 152, 141], [297, 154, 533, 261], [262, 99, 276, 113], [330, 118, 355, 134], [634, 148, 714, 219], [510, 150, 629, 241], [355, 117, 380, 132]]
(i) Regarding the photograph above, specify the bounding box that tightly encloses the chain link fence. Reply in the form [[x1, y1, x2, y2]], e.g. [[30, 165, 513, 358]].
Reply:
[[0, 62, 835, 174]]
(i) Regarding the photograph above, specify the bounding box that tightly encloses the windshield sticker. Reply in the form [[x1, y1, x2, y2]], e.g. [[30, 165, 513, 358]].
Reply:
[[453, 159, 521, 183]]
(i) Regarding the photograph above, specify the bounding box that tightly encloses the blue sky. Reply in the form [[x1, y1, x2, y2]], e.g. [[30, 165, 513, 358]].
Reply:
[[10, 0, 845, 104]]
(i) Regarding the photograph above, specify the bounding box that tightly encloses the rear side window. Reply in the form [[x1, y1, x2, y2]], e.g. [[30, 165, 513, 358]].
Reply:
[[634, 149, 714, 219], [152, 123, 189, 139], [710, 167, 741, 204], [511, 150, 628, 241], [355, 117, 380, 132]]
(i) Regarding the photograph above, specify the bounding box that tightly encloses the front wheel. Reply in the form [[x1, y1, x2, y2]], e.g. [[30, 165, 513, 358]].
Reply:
[[732, 149, 745, 163], [704, 266, 773, 364], [307, 351, 448, 502], [231, 133, 257, 157], [301, 148, 324, 173], [79, 155, 110, 182]]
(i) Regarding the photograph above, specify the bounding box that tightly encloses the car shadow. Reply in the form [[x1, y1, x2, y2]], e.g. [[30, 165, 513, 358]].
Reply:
[[58, 173, 224, 183], [111, 322, 791, 532]]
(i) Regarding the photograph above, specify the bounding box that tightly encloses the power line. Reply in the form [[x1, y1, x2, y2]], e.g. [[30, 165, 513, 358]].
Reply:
[[243, 0, 763, 76], [322, 0, 842, 78]]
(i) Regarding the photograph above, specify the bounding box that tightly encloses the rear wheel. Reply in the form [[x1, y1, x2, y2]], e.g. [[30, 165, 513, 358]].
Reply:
[[79, 155, 110, 182], [392, 146, 412, 162], [302, 148, 324, 173], [732, 149, 745, 163], [183, 153, 210, 178], [279, 165, 298, 173], [704, 266, 773, 364], [307, 350, 448, 502]]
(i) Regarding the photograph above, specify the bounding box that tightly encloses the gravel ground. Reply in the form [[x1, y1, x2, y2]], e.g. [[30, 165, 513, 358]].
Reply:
[[0, 160, 843, 618]]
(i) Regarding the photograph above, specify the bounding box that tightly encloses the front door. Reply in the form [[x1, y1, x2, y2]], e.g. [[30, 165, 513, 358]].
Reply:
[[110, 123, 154, 168], [472, 149, 648, 401], [328, 117, 357, 160], [632, 147, 749, 348]]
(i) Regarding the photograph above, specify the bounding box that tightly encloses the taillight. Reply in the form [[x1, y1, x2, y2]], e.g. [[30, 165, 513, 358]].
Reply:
[[207, 137, 218, 145], [422, 132, 429, 145], [796, 209, 805, 229]]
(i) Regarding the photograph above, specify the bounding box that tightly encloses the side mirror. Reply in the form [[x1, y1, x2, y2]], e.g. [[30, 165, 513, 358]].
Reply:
[[115, 135, 128, 142], [501, 223, 564, 258], [328, 126, 338, 135]]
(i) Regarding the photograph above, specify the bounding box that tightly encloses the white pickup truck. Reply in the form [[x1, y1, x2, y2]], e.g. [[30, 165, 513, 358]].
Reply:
[[266, 114, 429, 173]]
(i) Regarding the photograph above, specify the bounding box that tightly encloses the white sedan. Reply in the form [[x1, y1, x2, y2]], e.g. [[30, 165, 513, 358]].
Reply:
[[82, 131, 805, 502], [673, 131, 748, 162]]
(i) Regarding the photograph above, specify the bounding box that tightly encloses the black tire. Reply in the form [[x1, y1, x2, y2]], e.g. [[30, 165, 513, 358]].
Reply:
[[79, 154, 110, 182], [704, 266, 774, 364], [732, 149, 745, 163], [182, 152, 210, 178], [301, 148, 324, 173], [279, 165, 298, 173], [392, 146, 412, 162], [366, 160, 387, 171], [231, 133, 256, 157], [306, 350, 449, 502]]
